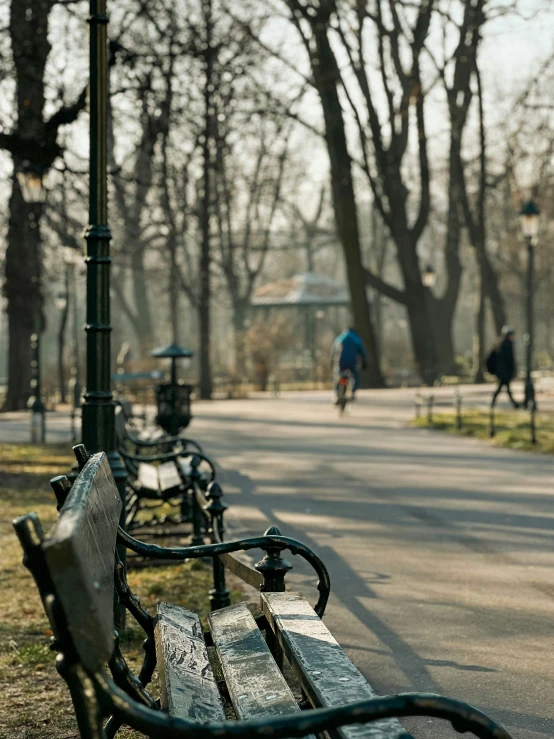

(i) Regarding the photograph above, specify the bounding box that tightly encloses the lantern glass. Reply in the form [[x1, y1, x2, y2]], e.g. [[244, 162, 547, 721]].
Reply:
[[16, 171, 46, 203], [55, 294, 68, 311], [422, 266, 437, 288]]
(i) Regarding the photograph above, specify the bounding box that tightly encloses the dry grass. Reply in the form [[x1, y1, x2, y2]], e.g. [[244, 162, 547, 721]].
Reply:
[[0, 444, 241, 739], [412, 409, 554, 453]]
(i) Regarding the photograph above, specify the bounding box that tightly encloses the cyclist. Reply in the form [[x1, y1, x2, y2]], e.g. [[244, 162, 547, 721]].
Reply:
[[332, 327, 367, 401]]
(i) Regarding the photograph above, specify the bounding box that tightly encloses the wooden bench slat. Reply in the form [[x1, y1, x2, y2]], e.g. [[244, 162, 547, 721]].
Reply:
[[155, 602, 225, 721], [43, 453, 122, 672], [137, 463, 160, 492], [261, 593, 411, 739], [157, 462, 182, 493], [209, 603, 312, 727]]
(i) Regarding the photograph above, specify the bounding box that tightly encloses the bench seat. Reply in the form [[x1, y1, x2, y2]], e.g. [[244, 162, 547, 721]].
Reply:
[[155, 595, 406, 739]]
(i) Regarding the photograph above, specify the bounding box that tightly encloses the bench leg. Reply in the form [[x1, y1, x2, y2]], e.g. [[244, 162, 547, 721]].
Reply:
[[191, 487, 205, 546], [210, 557, 230, 611]]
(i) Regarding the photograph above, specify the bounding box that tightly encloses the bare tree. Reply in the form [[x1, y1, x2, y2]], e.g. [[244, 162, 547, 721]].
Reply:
[[280, 0, 385, 386], [1, 1, 87, 409]]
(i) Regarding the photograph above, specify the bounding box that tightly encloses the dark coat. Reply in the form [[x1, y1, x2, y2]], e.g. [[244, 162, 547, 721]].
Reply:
[[495, 338, 516, 382]]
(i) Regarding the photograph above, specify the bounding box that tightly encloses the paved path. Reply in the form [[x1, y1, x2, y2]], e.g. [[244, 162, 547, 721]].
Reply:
[[2, 387, 554, 738], [187, 390, 554, 739]]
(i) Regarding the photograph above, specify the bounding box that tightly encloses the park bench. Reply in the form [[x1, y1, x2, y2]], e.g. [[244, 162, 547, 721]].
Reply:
[[115, 402, 203, 453], [115, 405, 212, 535], [13, 447, 512, 739]]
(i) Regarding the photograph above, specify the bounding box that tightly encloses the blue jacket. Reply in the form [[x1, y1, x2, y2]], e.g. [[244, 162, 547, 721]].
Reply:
[[333, 330, 367, 369]]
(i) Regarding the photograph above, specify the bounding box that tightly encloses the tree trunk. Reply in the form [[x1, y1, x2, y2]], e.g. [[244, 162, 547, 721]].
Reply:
[[406, 289, 440, 385], [198, 0, 214, 400], [232, 302, 248, 379], [3, 179, 43, 410], [168, 236, 179, 344], [482, 253, 507, 335], [473, 257, 486, 383], [432, 307, 457, 376], [310, 24, 384, 387], [130, 251, 154, 355]]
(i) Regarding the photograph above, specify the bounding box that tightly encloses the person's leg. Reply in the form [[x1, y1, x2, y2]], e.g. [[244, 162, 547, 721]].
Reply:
[[505, 381, 519, 408], [491, 380, 503, 406]]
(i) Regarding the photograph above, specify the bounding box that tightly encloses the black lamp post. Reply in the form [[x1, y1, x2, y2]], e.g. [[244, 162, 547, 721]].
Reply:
[[17, 163, 47, 444], [29, 331, 46, 444], [519, 199, 540, 410], [82, 1, 126, 499]]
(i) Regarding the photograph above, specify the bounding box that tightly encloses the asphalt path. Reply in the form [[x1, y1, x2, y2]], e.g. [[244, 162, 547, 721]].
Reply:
[[185, 390, 554, 739]]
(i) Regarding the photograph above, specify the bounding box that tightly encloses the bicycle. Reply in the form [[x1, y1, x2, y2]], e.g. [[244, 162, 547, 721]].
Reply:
[[335, 369, 354, 415]]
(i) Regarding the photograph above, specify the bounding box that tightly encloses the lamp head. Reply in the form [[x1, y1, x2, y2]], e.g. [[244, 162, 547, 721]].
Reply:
[[519, 200, 540, 240]]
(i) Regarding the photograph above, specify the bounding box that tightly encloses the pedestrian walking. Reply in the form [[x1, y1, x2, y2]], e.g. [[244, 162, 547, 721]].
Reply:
[[488, 327, 519, 408]]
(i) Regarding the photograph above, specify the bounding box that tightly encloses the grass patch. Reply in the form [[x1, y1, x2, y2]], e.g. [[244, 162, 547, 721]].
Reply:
[[0, 443, 242, 738], [412, 409, 554, 453]]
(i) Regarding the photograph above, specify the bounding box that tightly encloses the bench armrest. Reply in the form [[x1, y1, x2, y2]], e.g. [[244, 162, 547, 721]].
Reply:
[[117, 527, 331, 618], [99, 675, 513, 739]]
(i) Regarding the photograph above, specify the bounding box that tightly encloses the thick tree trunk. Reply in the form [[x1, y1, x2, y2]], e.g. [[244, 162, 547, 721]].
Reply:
[[311, 25, 384, 387], [405, 287, 440, 385], [4, 180, 43, 410]]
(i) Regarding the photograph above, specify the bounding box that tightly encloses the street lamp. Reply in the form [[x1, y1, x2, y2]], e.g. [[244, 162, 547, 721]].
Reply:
[[519, 199, 540, 410], [55, 291, 69, 407], [16, 162, 47, 204], [83, 0, 127, 604], [422, 265, 437, 288]]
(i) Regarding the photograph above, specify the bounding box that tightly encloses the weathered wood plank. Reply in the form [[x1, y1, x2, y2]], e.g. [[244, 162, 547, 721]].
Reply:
[[43, 453, 122, 671], [261, 593, 411, 739], [137, 463, 160, 492], [155, 602, 225, 721], [220, 553, 264, 590], [158, 462, 182, 493], [209, 603, 312, 727]]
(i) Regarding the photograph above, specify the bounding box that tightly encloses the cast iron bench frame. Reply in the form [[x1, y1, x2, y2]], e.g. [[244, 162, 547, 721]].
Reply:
[[14, 448, 512, 739], [115, 405, 212, 536]]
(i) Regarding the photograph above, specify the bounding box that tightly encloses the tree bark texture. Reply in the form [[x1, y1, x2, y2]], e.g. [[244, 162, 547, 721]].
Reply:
[[198, 0, 214, 400], [310, 22, 384, 387], [3, 0, 86, 409]]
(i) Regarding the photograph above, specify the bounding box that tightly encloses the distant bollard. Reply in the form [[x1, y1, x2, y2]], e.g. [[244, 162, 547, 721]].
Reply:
[[455, 390, 462, 430], [427, 395, 434, 424], [415, 394, 421, 419]]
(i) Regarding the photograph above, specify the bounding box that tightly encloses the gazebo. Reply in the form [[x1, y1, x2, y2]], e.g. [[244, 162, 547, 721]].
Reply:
[[250, 273, 350, 379], [251, 272, 349, 309]]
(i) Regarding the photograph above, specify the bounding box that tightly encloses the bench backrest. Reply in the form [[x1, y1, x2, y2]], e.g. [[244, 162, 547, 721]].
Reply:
[[43, 452, 122, 671]]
